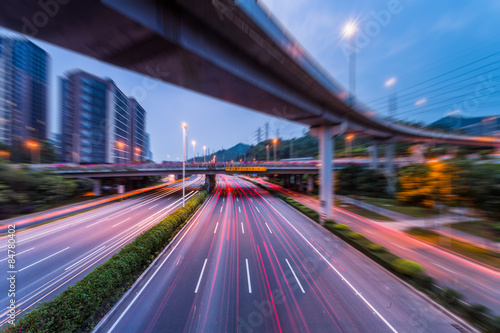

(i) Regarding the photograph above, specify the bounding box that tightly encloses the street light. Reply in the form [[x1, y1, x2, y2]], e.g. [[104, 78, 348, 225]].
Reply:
[[345, 134, 355, 158], [203, 146, 206, 163], [343, 21, 357, 106], [273, 138, 278, 161], [182, 122, 187, 207], [192, 140, 196, 163], [266, 144, 270, 162], [25, 140, 40, 164]]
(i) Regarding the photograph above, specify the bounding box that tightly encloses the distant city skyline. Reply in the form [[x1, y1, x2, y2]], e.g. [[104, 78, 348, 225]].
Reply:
[[0, 0, 499, 162]]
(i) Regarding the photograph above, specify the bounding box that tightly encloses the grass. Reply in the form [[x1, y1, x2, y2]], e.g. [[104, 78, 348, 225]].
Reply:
[[347, 195, 440, 218], [334, 199, 395, 221], [446, 220, 500, 243], [406, 227, 500, 269]]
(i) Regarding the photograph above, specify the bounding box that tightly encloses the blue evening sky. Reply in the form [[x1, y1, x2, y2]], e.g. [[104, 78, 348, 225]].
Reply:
[[1, 0, 499, 161]]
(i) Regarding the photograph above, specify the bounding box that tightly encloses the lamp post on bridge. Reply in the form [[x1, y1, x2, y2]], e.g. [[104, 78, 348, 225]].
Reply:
[[343, 21, 357, 106], [273, 138, 278, 161], [203, 146, 206, 163], [182, 122, 187, 207], [192, 140, 196, 163]]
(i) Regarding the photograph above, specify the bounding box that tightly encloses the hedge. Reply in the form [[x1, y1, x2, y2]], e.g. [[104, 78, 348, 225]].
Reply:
[[3, 191, 208, 333]]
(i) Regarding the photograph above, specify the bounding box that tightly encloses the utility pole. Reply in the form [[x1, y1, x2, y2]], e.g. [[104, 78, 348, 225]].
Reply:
[[265, 122, 269, 141]]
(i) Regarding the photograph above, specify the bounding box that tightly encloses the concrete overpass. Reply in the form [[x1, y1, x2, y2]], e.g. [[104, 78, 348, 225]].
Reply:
[[1, 0, 499, 221]]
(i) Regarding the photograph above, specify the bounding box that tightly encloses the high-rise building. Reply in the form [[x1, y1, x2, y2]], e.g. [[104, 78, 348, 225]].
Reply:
[[145, 132, 153, 161], [0, 36, 49, 146], [60, 70, 147, 164]]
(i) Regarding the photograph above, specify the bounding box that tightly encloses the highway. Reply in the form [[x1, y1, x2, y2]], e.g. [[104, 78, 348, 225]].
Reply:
[[252, 178, 500, 316], [97, 175, 472, 333], [0, 175, 204, 327]]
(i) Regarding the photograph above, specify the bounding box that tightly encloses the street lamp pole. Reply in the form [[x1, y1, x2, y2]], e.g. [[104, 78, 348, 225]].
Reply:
[[203, 146, 206, 163], [192, 140, 196, 163], [273, 139, 278, 161], [182, 122, 187, 207], [344, 22, 357, 106], [266, 144, 270, 162]]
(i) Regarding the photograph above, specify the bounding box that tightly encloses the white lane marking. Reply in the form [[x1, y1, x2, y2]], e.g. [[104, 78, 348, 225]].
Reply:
[[433, 262, 454, 273], [194, 259, 208, 293], [112, 217, 131, 228], [250, 198, 253, 202], [19, 247, 70, 272], [241, 223, 245, 234], [148, 204, 159, 210], [265, 223, 273, 234], [220, 205, 223, 213], [259, 195, 398, 333], [238, 207, 241, 213], [237, 198, 239, 202], [95, 189, 209, 333], [0, 247, 34, 262], [85, 217, 109, 228], [65, 246, 106, 271], [285, 259, 305, 293], [214, 222, 219, 234], [256, 207, 260, 213], [246, 259, 252, 293]]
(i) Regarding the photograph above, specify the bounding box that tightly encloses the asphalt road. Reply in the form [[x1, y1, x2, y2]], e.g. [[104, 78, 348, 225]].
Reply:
[[254, 179, 500, 316], [0, 175, 204, 327], [96, 175, 472, 333]]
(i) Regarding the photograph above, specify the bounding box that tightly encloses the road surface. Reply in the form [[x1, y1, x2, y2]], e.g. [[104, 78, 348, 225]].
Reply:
[[253, 178, 500, 316], [0, 175, 204, 327], [96, 175, 472, 333]]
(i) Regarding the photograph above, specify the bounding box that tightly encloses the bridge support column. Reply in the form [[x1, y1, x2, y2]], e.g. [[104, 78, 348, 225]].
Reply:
[[385, 141, 396, 195], [307, 175, 314, 195], [370, 142, 379, 169], [310, 126, 335, 224], [92, 178, 101, 196], [205, 175, 216, 192], [446, 145, 458, 157], [298, 175, 304, 192], [409, 144, 426, 164]]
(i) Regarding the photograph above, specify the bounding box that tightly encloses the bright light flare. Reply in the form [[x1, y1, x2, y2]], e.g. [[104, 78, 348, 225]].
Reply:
[[415, 98, 427, 106], [343, 21, 357, 37], [385, 77, 397, 87]]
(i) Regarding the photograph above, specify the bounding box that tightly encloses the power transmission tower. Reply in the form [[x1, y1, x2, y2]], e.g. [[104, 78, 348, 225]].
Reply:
[[257, 127, 262, 143], [265, 123, 269, 141]]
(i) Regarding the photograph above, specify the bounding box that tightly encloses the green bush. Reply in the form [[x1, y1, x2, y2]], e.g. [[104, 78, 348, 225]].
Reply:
[[366, 243, 386, 252], [347, 231, 364, 240], [391, 259, 424, 278], [441, 288, 463, 305], [332, 223, 350, 231], [324, 219, 335, 224], [2, 191, 208, 333]]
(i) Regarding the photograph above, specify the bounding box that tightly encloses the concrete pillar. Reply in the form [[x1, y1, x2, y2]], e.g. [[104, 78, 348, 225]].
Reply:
[[205, 174, 216, 192], [311, 126, 334, 224], [385, 142, 395, 175], [385, 141, 396, 194], [370, 142, 379, 169], [92, 178, 101, 196], [307, 174, 314, 195], [298, 175, 304, 192], [410, 144, 426, 164], [446, 145, 458, 157]]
